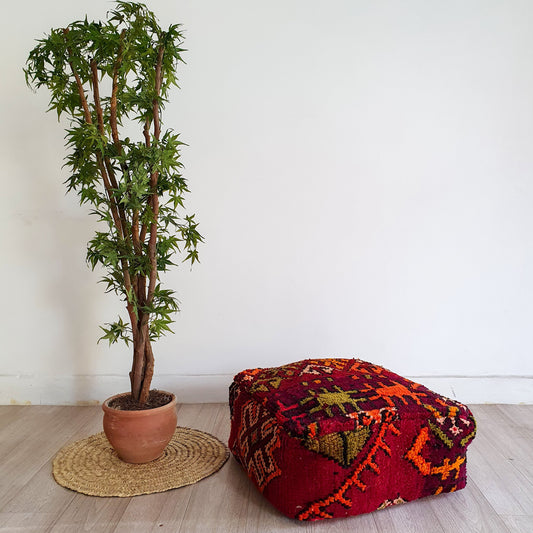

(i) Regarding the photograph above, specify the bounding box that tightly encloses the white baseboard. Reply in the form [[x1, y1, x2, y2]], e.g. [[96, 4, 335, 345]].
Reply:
[[1, 374, 532, 405], [408, 376, 533, 405]]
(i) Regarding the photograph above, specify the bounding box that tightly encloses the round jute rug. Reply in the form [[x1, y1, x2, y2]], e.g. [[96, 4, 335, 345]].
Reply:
[[52, 427, 229, 497]]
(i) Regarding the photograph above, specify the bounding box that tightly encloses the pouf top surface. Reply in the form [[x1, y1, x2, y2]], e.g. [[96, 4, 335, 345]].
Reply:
[[232, 358, 476, 445]]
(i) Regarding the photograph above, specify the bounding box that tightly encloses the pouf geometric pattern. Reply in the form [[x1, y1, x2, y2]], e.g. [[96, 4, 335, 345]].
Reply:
[[228, 358, 476, 521]]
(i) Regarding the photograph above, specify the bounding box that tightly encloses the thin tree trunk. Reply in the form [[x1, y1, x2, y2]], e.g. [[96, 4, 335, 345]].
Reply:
[[132, 45, 166, 404], [130, 315, 149, 401], [139, 337, 155, 404]]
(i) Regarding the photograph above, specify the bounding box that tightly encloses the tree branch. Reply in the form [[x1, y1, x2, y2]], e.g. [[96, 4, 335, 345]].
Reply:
[[110, 29, 126, 156], [63, 29, 92, 125], [90, 60, 133, 251], [90, 60, 121, 191], [146, 45, 165, 306], [139, 117, 152, 244], [90, 59, 131, 240], [143, 117, 151, 148], [76, 56, 137, 336]]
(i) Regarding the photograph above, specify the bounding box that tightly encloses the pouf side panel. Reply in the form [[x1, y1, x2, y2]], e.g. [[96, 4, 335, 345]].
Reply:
[[265, 416, 470, 521], [288, 415, 428, 520], [263, 413, 423, 519], [229, 386, 284, 493], [229, 387, 353, 519], [293, 414, 471, 521]]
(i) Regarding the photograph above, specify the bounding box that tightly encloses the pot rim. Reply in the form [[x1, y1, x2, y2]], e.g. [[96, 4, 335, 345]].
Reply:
[[102, 390, 177, 416]]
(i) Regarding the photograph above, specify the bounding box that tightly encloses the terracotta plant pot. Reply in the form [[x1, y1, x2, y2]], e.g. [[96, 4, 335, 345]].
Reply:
[[102, 391, 177, 464]]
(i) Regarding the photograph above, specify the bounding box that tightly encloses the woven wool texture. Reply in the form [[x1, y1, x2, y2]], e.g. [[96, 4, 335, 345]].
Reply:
[[228, 358, 477, 521]]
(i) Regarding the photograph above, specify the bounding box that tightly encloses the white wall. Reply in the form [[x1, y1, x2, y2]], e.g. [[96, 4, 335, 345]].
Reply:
[[1, 0, 532, 404]]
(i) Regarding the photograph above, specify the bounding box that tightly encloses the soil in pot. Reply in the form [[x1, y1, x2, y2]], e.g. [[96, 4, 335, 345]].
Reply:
[[107, 389, 172, 411]]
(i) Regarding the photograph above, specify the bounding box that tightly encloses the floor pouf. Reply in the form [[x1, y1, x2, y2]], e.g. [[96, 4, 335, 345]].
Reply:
[[228, 358, 476, 521]]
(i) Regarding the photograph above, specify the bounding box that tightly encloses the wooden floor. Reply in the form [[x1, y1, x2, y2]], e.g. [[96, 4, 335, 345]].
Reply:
[[0, 404, 532, 532]]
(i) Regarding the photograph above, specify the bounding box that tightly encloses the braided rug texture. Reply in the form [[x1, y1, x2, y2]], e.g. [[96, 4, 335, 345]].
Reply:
[[53, 427, 229, 497]]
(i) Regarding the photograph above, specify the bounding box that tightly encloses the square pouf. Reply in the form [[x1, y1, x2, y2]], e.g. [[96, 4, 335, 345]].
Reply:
[[228, 358, 476, 521]]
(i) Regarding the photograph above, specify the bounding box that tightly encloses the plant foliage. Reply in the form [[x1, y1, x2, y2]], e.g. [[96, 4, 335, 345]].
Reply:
[[25, 1, 203, 403]]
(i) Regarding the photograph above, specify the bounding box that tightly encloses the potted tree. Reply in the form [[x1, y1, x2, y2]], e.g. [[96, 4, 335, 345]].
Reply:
[[25, 1, 202, 463]]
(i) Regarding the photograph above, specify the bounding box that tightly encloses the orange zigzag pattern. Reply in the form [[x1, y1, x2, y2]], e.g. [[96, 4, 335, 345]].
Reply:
[[405, 426, 465, 480]]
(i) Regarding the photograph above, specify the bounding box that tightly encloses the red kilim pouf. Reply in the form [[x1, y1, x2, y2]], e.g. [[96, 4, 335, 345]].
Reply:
[[228, 358, 477, 521]]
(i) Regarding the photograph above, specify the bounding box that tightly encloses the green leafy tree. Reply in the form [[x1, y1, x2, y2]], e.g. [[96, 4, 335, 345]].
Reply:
[[25, 1, 203, 405]]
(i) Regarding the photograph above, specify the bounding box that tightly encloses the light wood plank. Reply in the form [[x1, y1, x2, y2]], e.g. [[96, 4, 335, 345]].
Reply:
[[0, 407, 103, 531], [1, 511, 60, 532], [372, 496, 445, 533], [0, 406, 63, 462], [0, 405, 27, 429], [175, 404, 248, 533], [497, 405, 533, 431], [2, 406, 104, 530], [500, 514, 533, 533], [468, 405, 533, 515], [48, 497, 131, 533], [305, 509, 379, 533], [0, 407, 100, 511], [428, 478, 510, 532], [493, 405, 533, 486]]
